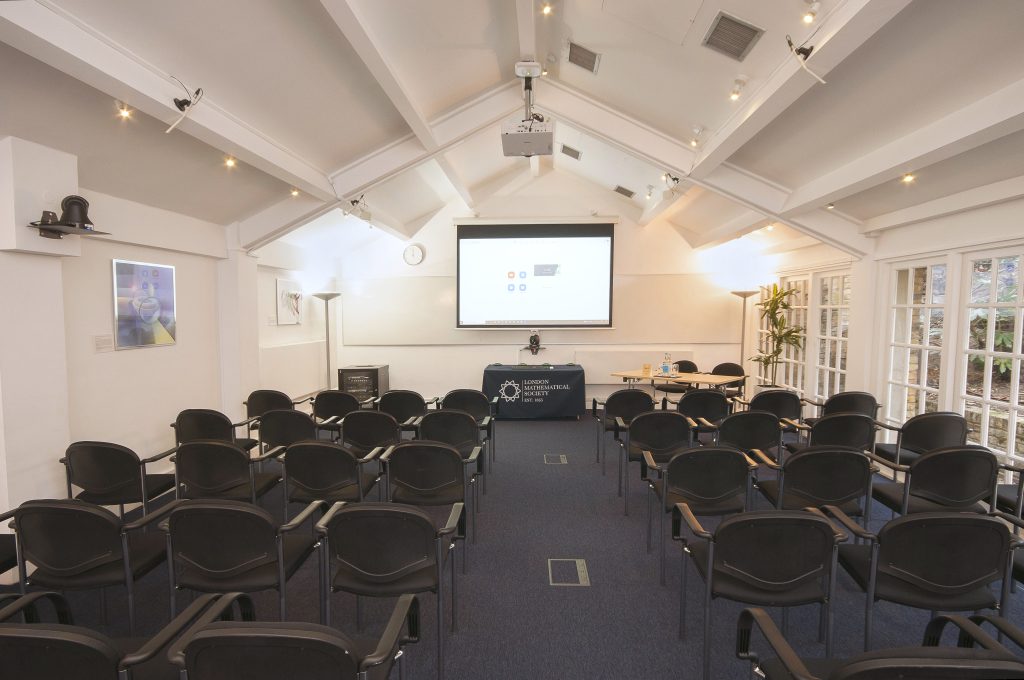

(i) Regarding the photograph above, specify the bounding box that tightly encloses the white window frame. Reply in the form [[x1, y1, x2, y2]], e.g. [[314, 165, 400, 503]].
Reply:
[[810, 269, 852, 401]]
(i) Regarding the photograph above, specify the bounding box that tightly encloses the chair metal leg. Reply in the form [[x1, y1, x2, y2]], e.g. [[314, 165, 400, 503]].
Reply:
[[451, 539, 458, 633], [435, 539, 445, 680], [616, 440, 623, 497], [624, 455, 630, 516], [679, 553, 688, 639], [702, 583, 712, 680], [659, 502, 667, 586], [646, 485, 653, 553], [319, 540, 330, 626], [166, 534, 177, 619]]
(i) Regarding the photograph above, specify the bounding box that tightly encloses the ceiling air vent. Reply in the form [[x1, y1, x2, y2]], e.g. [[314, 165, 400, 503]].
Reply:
[[560, 144, 582, 161], [567, 42, 601, 74], [613, 185, 635, 199], [702, 12, 763, 61]]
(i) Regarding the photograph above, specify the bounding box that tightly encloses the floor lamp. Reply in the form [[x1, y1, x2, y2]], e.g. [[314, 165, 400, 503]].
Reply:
[[313, 292, 341, 390], [731, 290, 758, 392]]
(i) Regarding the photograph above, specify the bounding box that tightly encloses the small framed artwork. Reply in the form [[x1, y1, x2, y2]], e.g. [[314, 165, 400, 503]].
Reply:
[[276, 278, 302, 325], [112, 259, 177, 349]]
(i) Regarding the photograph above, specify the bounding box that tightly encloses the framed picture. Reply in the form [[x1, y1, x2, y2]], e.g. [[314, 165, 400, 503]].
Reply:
[[276, 278, 302, 325], [112, 259, 177, 349]]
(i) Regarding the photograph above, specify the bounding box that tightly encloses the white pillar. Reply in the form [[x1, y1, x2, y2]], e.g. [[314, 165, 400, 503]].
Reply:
[[217, 227, 260, 420], [845, 256, 880, 393]]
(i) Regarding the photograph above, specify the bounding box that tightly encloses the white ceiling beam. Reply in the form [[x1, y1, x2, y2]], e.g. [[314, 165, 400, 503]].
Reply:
[[515, 0, 537, 60], [691, 0, 912, 179], [678, 210, 771, 250], [0, 1, 337, 201], [863, 174, 1024, 234], [638, 182, 694, 226], [782, 76, 1024, 216], [238, 197, 341, 251]]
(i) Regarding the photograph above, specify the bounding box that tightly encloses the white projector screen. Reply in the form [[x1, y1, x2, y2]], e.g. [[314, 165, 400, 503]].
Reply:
[[457, 223, 614, 328]]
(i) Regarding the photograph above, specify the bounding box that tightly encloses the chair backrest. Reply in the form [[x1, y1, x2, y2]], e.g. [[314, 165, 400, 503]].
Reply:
[[182, 622, 362, 680], [386, 441, 465, 501], [168, 500, 278, 579], [877, 513, 1010, 598], [665, 447, 750, 506], [808, 413, 877, 450], [712, 362, 744, 377], [284, 441, 361, 496], [830, 654, 1024, 679], [676, 389, 731, 423], [628, 411, 692, 462], [0, 623, 124, 680], [418, 410, 480, 455], [748, 390, 802, 421], [377, 390, 428, 422], [174, 410, 235, 444], [906, 446, 999, 510], [780, 446, 874, 507], [312, 391, 361, 421], [341, 411, 401, 453], [440, 389, 491, 422], [63, 441, 140, 498], [673, 360, 698, 373], [714, 511, 836, 593], [13, 500, 123, 577], [900, 412, 969, 453], [324, 502, 438, 586], [717, 411, 782, 453], [258, 410, 317, 448], [245, 390, 293, 419], [175, 441, 250, 498], [604, 389, 655, 423], [822, 391, 878, 418]]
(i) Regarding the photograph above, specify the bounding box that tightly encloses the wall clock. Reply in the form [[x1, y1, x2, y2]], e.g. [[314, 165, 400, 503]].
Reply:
[[403, 243, 425, 265]]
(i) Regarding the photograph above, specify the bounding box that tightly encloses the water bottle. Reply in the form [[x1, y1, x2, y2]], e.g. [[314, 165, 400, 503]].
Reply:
[[661, 353, 671, 376]]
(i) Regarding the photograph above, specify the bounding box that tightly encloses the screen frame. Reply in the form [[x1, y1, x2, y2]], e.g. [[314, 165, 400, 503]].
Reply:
[[456, 222, 615, 329]]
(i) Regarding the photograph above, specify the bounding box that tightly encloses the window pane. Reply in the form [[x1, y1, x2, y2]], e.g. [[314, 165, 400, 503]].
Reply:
[[819, 339, 827, 367], [837, 372, 846, 393], [829, 340, 838, 368], [925, 392, 938, 413], [894, 309, 910, 344], [889, 384, 907, 422], [842, 275, 852, 305], [906, 388, 920, 418], [997, 257, 1019, 303], [820, 310, 828, 335], [840, 308, 849, 338], [909, 349, 923, 385], [820, 277, 830, 305], [1019, 364, 1024, 406], [818, 370, 827, 397], [910, 308, 925, 345], [1016, 416, 1024, 458], [929, 309, 944, 348], [913, 268, 927, 304], [994, 308, 1015, 354], [892, 347, 909, 383], [969, 309, 988, 350], [896, 269, 909, 304], [964, 400, 984, 445], [831, 277, 842, 305], [967, 355, 986, 398], [989, 407, 1009, 451], [931, 264, 946, 304], [839, 340, 847, 371], [972, 259, 992, 303], [926, 350, 941, 389]]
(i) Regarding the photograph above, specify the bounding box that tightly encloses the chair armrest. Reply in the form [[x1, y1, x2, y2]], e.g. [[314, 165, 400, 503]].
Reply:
[[466, 446, 481, 463], [0, 591, 73, 624], [673, 502, 711, 540], [480, 416, 492, 427], [166, 593, 256, 669], [696, 417, 716, 429], [642, 450, 662, 473], [379, 445, 398, 462], [292, 396, 314, 406], [490, 396, 499, 405], [280, 501, 324, 532], [122, 592, 225, 669], [360, 397, 376, 407], [233, 415, 260, 428], [964, 615, 1024, 651], [921, 614, 1005, 651], [439, 503, 464, 536], [614, 416, 627, 430], [682, 416, 698, 429], [866, 451, 906, 472], [142, 446, 178, 464], [992, 510, 1024, 533], [799, 397, 824, 407], [253, 445, 285, 462], [874, 420, 901, 432], [823, 505, 875, 541], [315, 502, 348, 534], [411, 416, 424, 427], [781, 418, 809, 431], [360, 446, 384, 463], [750, 449, 780, 469], [803, 507, 847, 542], [362, 594, 420, 671], [319, 415, 340, 425], [424, 397, 439, 406], [591, 398, 602, 417], [1000, 461, 1024, 475], [735, 608, 815, 680], [124, 500, 183, 531], [401, 416, 418, 426], [0, 508, 16, 523]]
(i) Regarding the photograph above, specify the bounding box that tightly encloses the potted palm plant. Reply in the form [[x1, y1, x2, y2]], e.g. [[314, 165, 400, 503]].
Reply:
[[751, 283, 804, 389]]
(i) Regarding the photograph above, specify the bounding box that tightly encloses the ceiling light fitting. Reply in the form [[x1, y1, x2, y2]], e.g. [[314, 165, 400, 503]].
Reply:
[[347, 194, 372, 221], [165, 76, 204, 134], [785, 35, 826, 84], [661, 173, 680, 189], [541, 2, 552, 16], [290, 189, 300, 197], [826, 203, 835, 210], [901, 173, 916, 184], [730, 77, 747, 101], [224, 157, 236, 168], [117, 104, 131, 120], [690, 126, 703, 148], [645, 185, 654, 201], [802, 1, 820, 24]]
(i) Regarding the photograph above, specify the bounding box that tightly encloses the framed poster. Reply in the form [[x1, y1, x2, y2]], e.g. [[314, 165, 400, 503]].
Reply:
[[276, 278, 302, 325], [112, 259, 177, 349]]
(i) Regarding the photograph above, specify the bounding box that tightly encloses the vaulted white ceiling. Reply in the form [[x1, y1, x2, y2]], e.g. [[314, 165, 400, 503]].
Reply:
[[1, 0, 1022, 256]]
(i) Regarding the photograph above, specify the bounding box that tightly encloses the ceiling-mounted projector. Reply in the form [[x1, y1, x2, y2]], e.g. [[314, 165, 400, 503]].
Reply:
[[502, 61, 553, 157]]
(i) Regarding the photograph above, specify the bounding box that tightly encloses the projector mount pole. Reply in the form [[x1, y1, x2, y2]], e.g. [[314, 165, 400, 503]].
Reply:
[[523, 76, 534, 122]]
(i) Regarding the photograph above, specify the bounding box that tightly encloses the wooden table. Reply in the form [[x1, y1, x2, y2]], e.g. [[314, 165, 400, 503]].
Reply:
[[610, 369, 744, 391]]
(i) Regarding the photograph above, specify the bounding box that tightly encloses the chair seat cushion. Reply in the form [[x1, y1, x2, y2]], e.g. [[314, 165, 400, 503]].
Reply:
[[757, 480, 863, 516], [652, 480, 744, 516], [331, 558, 438, 597], [874, 443, 921, 465], [872, 482, 987, 514], [29, 530, 166, 589], [838, 544, 998, 611], [390, 484, 463, 506], [996, 483, 1020, 514], [183, 472, 280, 502], [655, 384, 691, 395], [234, 438, 259, 452], [177, 534, 316, 593], [76, 473, 176, 506], [688, 541, 826, 607], [289, 469, 379, 503], [758, 647, 1022, 680]]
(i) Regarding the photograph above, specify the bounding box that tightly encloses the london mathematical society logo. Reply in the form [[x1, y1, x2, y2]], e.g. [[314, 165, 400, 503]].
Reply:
[[499, 380, 521, 402]]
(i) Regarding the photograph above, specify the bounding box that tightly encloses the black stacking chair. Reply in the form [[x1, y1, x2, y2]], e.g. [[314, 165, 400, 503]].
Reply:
[[735, 607, 1024, 679], [825, 507, 1017, 651], [7, 499, 172, 634], [61, 441, 176, 516], [173, 440, 281, 504], [874, 411, 968, 466], [382, 440, 478, 545], [244, 389, 309, 441], [341, 410, 402, 457], [168, 592, 419, 680], [672, 389, 732, 445], [753, 446, 875, 526], [655, 359, 699, 408], [711, 361, 745, 398], [0, 590, 241, 680], [784, 413, 877, 454], [162, 499, 321, 619], [715, 411, 786, 462], [311, 390, 367, 441], [282, 440, 382, 520], [173, 408, 258, 453], [316, 501, 462, 680], [735, 389, 802, 421], [440, 388, 497, 461], [258, 409, 318, 451], [801, 390, 879, 426], [623, 410, 691, 516], [0, 531, 15, 576], [996, 458, 1024, 517], [377, 389, 438, 433], [644, 446, 756, 584], [418, 409, 487, 497], [592, 389, 654, 481], [674, 506, 845, 680], [870, 445, 999, 515]]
